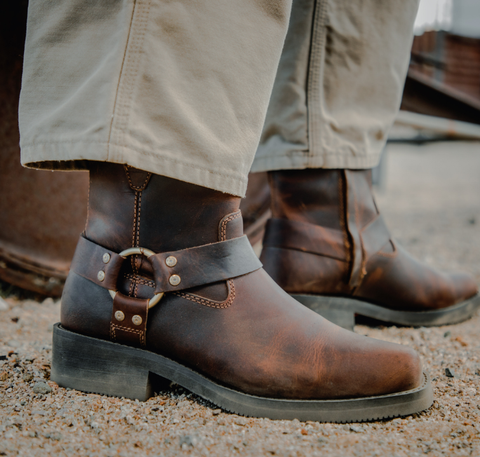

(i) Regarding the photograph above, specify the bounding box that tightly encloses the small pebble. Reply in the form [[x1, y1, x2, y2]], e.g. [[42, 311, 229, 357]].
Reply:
[[23, 373, 34, 382], [0, 297, 8, 311], [179, 434, 198, 448], [33, 382, 52, 394], [445, 368, 455, 378]]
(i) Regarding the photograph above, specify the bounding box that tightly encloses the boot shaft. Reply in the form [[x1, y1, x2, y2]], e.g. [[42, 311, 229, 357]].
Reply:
[[86, 162, 241, 253], [268, 168, 379, 230], [262, 168, 384, 295]]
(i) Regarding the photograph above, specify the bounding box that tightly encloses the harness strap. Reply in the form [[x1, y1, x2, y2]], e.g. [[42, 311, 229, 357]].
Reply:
[[70, 235, 262, 295]]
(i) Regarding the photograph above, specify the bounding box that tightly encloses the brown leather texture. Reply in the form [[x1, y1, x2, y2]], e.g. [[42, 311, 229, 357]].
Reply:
[[70, 237, 125, 291], [261, 169, 478, 311], [240, 172, 271, 245], [110, 292, 149, 347], [61, 164, 423, 400], [70, 235, 261, 295]]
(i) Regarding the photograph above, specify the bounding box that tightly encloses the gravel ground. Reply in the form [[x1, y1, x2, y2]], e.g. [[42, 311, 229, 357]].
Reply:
[[1, 141, 480, 457]]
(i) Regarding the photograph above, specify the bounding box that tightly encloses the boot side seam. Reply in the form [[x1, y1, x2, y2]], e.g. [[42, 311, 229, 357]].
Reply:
[[218, 211, 242, 242], [110, 323, 145, 346], [122, 273, 236, 309], [338, 172, 351, 263], [124, 273, 155, 288], [174, 279, 236, 309]]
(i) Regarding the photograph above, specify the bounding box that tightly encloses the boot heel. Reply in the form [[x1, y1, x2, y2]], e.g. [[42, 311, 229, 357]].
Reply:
[[291, 295, 355, 331], [51, 324, 168, 400]]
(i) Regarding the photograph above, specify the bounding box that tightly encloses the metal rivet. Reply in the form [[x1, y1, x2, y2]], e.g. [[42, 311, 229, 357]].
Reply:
[[97, 270, 105, 282], [165, 256, 177, 267], [169, 274, 181, 286], [103, 253, 111, 264], [132, 315, 142, 326], [115, 311, 125, 322]]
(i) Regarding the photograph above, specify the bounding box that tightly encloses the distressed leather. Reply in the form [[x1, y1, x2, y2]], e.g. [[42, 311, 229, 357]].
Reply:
[[61, 163, 424, 400], [261, 169, 478, 311], [70, 235, 261, 295], [110, 292, 149, 347]]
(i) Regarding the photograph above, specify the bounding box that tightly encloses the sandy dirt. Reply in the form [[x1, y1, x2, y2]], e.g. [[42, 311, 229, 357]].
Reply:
[[1, 141, 480, 456]]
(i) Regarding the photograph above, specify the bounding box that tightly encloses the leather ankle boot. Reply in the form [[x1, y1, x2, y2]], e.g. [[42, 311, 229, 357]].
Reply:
[[51, 163, 432, 422], [261, 169, 479, 330]]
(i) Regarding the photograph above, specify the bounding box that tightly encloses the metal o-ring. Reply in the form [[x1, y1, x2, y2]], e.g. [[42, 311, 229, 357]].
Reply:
[[108, 247, 164, 309]]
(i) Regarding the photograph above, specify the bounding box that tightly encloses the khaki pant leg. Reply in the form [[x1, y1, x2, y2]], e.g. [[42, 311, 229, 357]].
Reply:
[[19, 0, 292, 197], [252, 0, 420, 172]]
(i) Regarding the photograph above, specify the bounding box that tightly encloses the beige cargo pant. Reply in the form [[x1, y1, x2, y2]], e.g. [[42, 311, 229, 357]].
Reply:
[[19, 0, 419, 197]]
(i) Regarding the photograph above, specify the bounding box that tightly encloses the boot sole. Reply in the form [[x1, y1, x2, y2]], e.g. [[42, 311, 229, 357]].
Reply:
[[292, 293, 480, 331], [51, 323, 432, 422]]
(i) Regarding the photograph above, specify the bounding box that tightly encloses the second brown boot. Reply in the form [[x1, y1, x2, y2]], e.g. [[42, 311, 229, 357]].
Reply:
[[261, 169, 480, 330]]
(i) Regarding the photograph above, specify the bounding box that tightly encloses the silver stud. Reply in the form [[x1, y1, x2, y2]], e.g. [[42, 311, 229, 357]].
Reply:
[[132, 315, 142, 326], [165, 256, 177, 267], [114, 311, 125, 322], [169, 274, 181, 286], [103, 253, 111, 264], [97, 270, 105, 282]]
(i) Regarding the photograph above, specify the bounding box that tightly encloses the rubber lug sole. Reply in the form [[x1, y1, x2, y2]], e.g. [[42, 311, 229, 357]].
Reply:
[[292, 293, 480, 331], [51, 323, 433, 422]]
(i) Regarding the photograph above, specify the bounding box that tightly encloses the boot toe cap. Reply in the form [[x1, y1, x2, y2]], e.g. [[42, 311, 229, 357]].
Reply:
[[386, 345, 423, 394], [449, 271, 478, 304]]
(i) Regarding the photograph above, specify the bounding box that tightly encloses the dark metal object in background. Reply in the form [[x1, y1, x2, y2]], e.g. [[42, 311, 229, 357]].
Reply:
[[0, 1, 89, 296], [402, 31, 480, 125]]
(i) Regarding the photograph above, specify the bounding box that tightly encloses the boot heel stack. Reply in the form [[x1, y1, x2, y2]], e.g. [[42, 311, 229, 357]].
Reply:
[[51, 324, 167, 401], [292, 295, 355, 331]]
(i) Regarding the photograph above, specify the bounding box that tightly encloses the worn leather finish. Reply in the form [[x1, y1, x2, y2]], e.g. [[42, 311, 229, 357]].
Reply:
[[240, 172, 271, 246], [70, 235, 262, 295], [61, 163, 424, 400], [262, 169, 478, 312], [110, 292, 149, 347], [264, 218, 347, 261], [70, 237, 125, 291]]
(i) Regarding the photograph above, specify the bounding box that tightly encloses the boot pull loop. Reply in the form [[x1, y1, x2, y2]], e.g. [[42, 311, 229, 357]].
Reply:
[[108, 247, 164, 309]]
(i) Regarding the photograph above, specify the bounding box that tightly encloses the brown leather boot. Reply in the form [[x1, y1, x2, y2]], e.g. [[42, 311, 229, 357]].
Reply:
[[261, 169, 479, 330], [51, 163, 432, 422]]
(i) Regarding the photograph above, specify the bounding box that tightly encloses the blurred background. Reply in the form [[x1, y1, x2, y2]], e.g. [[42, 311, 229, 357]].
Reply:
[[0, 0, 479, 300], [396, 0, 480, 139]]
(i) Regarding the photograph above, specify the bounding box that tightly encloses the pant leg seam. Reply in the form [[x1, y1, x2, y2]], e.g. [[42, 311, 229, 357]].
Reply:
[[106, 1, 137, 161], [306, 0, 328, 165], [109, 0, 152, 158]]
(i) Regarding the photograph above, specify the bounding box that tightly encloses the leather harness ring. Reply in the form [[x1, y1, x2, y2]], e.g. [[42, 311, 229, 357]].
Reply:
[[108, 247, 164, 309]]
